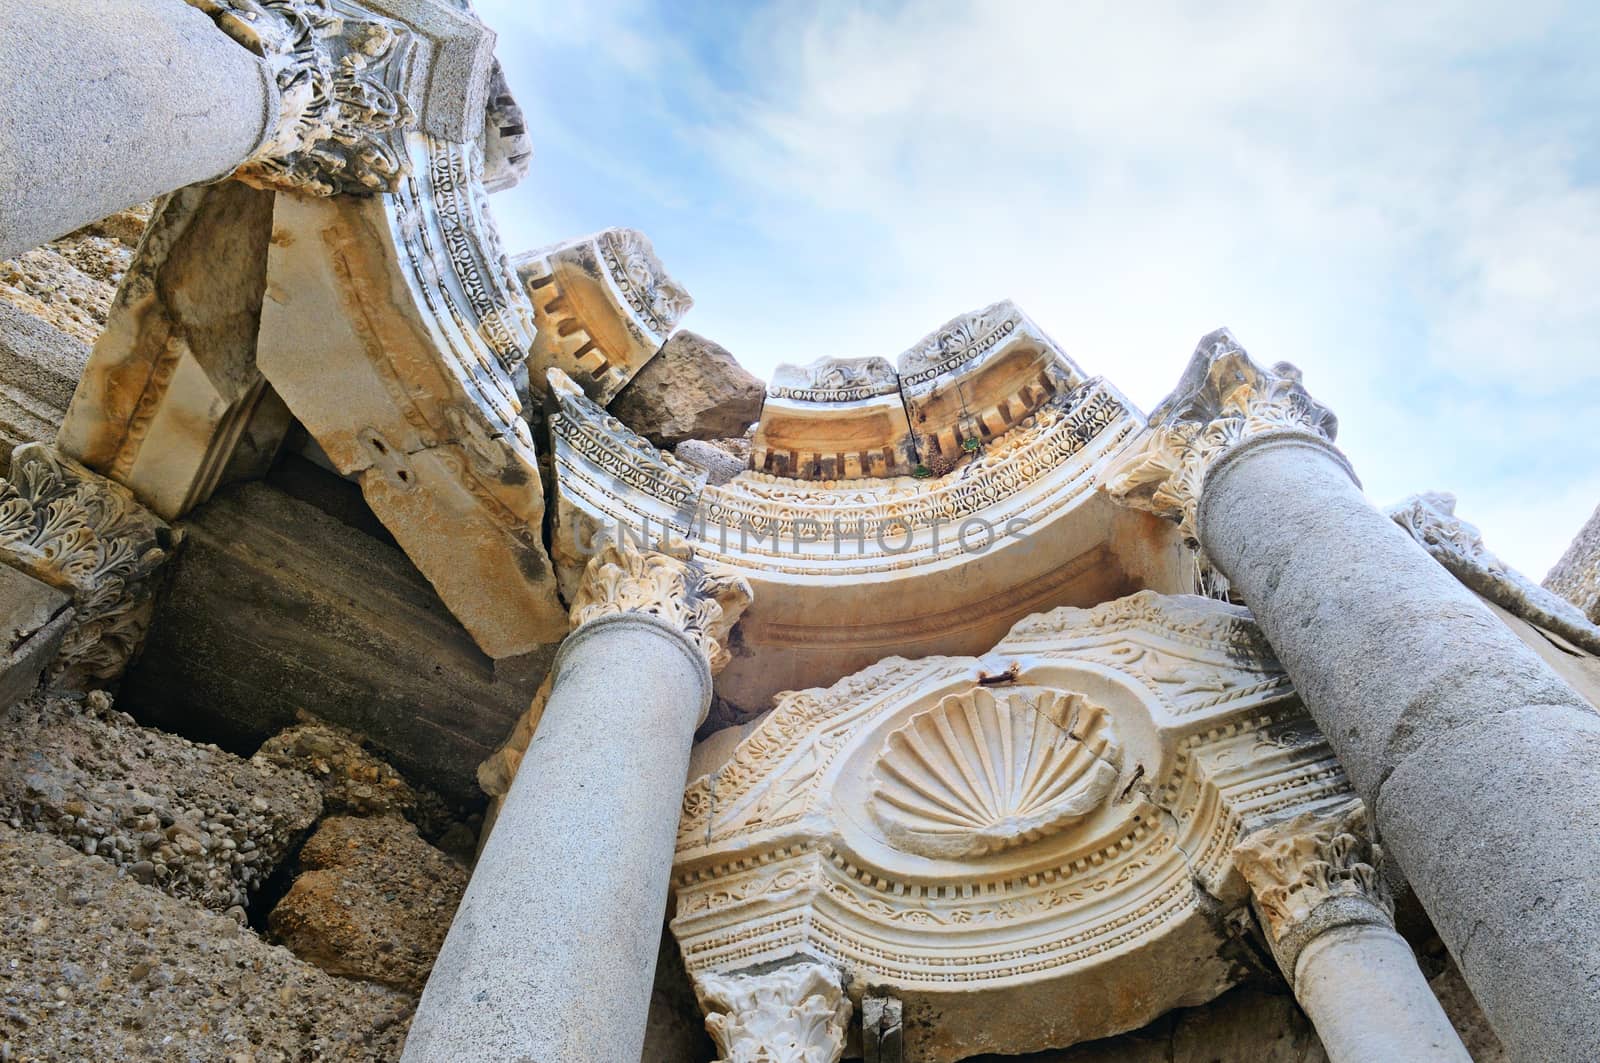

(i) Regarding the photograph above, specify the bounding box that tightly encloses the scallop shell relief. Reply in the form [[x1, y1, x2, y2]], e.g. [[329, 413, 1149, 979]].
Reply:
[[868, 687, 1121, 859]]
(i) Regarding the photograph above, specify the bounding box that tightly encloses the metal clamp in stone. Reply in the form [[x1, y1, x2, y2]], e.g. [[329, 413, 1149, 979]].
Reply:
[[1232, 800, 1393, 982], [186, 0, 497, 195], [0, 443, 178, 687], [1104, 327, 1352, 553]]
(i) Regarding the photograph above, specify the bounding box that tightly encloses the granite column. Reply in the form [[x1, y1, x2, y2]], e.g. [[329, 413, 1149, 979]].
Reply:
[[1108, 330, 1600, 1063], [403, 541, 751, 1062]]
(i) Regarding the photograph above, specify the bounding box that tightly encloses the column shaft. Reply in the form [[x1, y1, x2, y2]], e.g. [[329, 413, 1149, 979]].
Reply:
[[0, 0, 277, 259], [1294, 924, 1469, 1063], [402, 614, 710, 1061], [1201, 436, 1600, 1063]]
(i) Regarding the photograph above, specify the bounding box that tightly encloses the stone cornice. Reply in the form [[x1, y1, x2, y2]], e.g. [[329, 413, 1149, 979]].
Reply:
[[695, 961, 851, 1063], [1232, 800, 1391, 973], [1389, 491, 1600, 654], [569, 538, 752, 676], [188, 0, 494, 195], [1104, 328, 1347, 549]]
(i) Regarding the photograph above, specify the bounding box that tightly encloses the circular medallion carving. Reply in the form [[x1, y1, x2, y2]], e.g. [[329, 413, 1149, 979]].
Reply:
[[867, 686, 1120, 859]]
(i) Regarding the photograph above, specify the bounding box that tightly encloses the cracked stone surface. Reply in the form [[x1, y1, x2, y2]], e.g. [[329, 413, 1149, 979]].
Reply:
[[609, 331, 765, 448]]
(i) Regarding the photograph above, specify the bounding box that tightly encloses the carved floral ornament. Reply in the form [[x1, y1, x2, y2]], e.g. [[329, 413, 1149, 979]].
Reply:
[[1103, 328, 1345, 549], [569, 537, 752, 675], [696, 962, 851, 1063], [671, 591, 1353, 1060], [0, 444, 177, 685]]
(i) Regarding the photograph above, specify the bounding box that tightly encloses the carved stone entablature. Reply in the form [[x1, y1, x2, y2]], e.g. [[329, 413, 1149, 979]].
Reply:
[[673, 590, 1352, 1062], [258, 132, 567, 657], [754, 358, 916, 480], [548, 365, 1186, 713], [896, 301, 1086, 472], [1389, 491, 1600, 655], [1103, 328, 1346, 550], [1232, 800, 1391, 974], [695, 961, 851, 1063], [515, 228, 693, 403], [187, 0, 496, 196], [0, 444, 177, 686], [479, 60, 532, 193], [570, 537, 752, 675]]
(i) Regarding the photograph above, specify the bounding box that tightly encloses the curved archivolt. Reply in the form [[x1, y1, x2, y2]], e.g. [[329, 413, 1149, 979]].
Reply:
[[868, 686, 1121, 859]]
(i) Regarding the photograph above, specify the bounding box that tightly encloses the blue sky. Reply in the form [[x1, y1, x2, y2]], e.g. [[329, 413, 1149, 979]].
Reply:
[[480, 0, 1600, 578]]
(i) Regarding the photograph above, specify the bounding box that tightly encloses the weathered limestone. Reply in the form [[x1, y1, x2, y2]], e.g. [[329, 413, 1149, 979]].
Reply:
[[695, 961, 852, 1063], [403, 541, 750, 1061], [58, 182, 288, 520], [611, 331, 765, 449], [516, 229, 694, 403], [259, 135, 567, 656], [752, 356, 917, 479], [0, 443, 176, 687], [0, 568, 73, 708], [1545, 501, 1600, 623], [1234, 802, 1469, 1063], [118, 482, 540, 806], [1106, 328, 1600, 1063], [0, 303, 92, 477]]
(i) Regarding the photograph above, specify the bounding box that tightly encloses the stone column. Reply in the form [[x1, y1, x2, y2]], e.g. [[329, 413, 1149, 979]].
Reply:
[[1234, 802, 1469, 1063], [1107, 329, 1600, 1063], [402, 541, 751, 1062], [696, 961, 852, 1063], [0, 0, 495, 259]]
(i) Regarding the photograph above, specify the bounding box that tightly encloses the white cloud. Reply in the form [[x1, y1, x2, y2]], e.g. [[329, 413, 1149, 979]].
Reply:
[[480, 0, 1600, 577]]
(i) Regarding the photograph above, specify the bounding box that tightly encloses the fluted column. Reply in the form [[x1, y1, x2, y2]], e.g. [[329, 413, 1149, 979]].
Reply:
[[696, 961, 852, 1063], [1234, 802, 1468, 1063], [0, 0, 494, 259], [1107, 329, 1600, 1063], [403, 541, 751, 1062]]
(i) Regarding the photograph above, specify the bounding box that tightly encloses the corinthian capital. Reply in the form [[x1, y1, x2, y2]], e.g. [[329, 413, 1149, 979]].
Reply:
[[0, 444, 177, 685], [187, 0, 494, 195], [696, 962, 851, 1063], [1233, 800, 1391, 972], [569, 538, 752, 675], [1104, 328, 1343, 548]]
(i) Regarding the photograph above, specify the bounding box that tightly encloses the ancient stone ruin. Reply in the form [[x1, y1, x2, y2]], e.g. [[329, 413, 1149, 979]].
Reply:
[[1, 2, 1598, 1062]]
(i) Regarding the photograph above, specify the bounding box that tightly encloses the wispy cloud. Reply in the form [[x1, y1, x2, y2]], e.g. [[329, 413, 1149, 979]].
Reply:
[[480, 0, 1600, 577]]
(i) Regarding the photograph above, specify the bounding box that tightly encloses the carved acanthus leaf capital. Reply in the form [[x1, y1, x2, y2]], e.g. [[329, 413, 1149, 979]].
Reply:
[[0, 444, 177, 685], [696, 962, 851, 1063], [1389, 491, 1600, 654], [188, 0, 492, 196], [1104, 328, 1343, 548], [1233, 800, 1391, 948], [569, 538, 751, 675]]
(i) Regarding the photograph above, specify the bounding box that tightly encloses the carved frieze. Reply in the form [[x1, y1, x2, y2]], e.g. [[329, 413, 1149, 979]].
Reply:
[[896, 301, 1086, 471], [570, 538, 752, 675], [673, 591, 1352, 1061], [516, 228, 692, 403], [258, 133, 566, 656], [754, 357, 916, 480], [0, 444, 177, 685], [1103, 328, 1344, 550], [1389, 491, 1600, 654], [696, 961, 852, 1063], [186, 0, 496, 196]]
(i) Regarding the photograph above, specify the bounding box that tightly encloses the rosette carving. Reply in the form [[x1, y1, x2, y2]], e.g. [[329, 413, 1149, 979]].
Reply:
[[868, 686, 1120, 859], [569, 538, 751, 674], [1104, 328, 1343, 549]]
